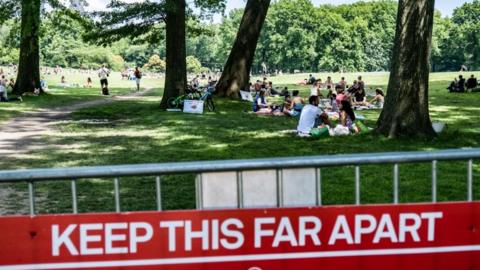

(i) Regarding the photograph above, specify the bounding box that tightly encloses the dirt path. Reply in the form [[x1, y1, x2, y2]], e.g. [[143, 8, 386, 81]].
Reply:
[[0, 88, 154, 215], [0, 88, 153, 157]]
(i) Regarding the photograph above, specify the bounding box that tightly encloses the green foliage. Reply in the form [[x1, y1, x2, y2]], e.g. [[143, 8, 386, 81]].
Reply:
[[186, 55, 202, 73], [144, 54, 166, 72], [0, 0, 478, 72]]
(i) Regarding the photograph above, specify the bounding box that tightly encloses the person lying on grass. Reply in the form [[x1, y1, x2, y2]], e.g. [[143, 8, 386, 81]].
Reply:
[[297, 96, 329, 136]]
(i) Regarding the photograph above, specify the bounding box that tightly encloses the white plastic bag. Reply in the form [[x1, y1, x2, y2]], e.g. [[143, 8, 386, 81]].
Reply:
[[333, 125, 350, 136]]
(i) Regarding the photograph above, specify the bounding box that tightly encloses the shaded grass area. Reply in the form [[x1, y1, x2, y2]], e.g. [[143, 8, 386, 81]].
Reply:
[[1, 77, 480, 215]]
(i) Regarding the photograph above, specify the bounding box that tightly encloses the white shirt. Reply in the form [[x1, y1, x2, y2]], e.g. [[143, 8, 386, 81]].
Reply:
[[297, 104, 322, 134], [310, 87, 319, 97], [98, 67, 110, 80]]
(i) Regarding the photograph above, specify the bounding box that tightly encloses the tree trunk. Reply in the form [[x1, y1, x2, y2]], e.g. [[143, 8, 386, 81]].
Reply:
[[375, 0, 437, 138], [216, 0, 271, 97], [160, 0, 187, 109], [13, 0, 42, 95]]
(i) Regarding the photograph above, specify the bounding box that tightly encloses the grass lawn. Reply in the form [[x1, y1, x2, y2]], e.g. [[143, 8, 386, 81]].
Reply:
[[0, 68, 165, 123], [1, 71, 480, 215]]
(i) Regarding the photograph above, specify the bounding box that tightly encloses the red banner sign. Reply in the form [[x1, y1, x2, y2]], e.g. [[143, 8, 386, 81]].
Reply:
[[0, 202, 479, 270]]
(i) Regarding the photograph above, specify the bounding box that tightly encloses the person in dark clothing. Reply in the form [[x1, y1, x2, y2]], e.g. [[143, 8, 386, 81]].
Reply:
[[458, 75, 466, 92], [466, 75, 478, 91]]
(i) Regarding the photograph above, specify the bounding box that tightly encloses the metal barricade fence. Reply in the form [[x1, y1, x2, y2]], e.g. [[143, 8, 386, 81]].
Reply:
[[0, 148, 479, 216]]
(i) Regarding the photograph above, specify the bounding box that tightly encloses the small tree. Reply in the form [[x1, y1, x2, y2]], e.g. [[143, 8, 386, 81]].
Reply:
[[186, 56, 202, 74], [144, 54, 166, 72]]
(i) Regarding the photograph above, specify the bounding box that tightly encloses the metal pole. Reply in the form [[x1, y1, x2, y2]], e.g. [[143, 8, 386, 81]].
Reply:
[[432, 160, 438, 203], [155, 176, 162, 211], [236, 171, 244, 209], [468, 160, 473, 202], [196, 174, 203, 210], [355, 166, 361, 205], [393, 164, 399, 204], [71, 179, 78, 214], [276, 169, 284, 207], [28, 182, 35, 216], [114, 178, 121, 213], [316, 168, 322, 206]]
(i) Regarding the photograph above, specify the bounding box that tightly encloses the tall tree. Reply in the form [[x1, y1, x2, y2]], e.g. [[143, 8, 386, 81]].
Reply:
[[216, 0, 271, 97], [375, 0, 437, 138], [13, 0, 42, 95], [87, 0, 225, 109], [0, 0, 87, 95], [161, 0, 187, 109]]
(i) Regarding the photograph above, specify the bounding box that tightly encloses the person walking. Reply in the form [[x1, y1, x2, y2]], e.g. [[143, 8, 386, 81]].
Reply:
[[134, 67, 142, 92], [98, 64, 110, 95]]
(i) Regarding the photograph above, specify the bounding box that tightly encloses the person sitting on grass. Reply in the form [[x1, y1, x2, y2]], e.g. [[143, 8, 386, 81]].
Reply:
[[253, 90, 272, 114], [336, 87, 347, 106], [310, 81, 320, 97], [84, 77, 93, 88], [466, 74, 478, 92], [325, 76, 334, 89], [0, 76, 8, 102], [338, 77, 347, 91], [347, 80, 357, 94], [286, 90, 305, 117], [297, 95, 324, 136], [353, 87, 367, 106], [369, 88, 385, 108], [458, 75, 466, 92], [40, 78, 49, 91], [447, 78, 459, 92], [340, 100, 359, 134], [282, 91, 292, 114], [307, 74, 316, 85]]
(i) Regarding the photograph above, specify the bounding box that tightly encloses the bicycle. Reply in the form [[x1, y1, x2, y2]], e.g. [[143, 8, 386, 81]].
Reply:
[[167, 85, 215, 112], [167, 86, 201, 109], [199, 86, 215, 112]]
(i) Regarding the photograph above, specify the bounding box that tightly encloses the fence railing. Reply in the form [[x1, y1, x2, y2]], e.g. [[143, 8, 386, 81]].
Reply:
[[0, 148, 479, 216]]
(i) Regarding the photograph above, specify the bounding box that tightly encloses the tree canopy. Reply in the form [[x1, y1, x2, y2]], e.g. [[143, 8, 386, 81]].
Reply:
[[0, 0, 478, 73]]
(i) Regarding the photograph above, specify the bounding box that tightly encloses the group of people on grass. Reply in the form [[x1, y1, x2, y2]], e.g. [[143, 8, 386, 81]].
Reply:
[[249, 75, 385, 137], [0, 75, 15, 102], [448, 74, 479, 93]]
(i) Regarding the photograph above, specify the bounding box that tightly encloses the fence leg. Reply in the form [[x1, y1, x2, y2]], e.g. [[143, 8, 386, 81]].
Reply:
[[276, 169, 283, 207], [71, 179, 78, 214], [355, 166, 361, 205], [156, 176, 162, 211], [114, 178, 121, 213], [432, 160, 438, 203], [393, 164, 399, 204], [236, 171, 244, 209], [196, 174, 203, 210], [468, 160, 473, 202], [28, 182, 35, 216], [316, 168, 322, 206]]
